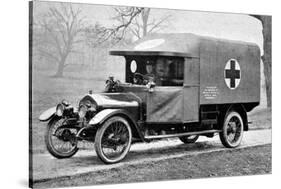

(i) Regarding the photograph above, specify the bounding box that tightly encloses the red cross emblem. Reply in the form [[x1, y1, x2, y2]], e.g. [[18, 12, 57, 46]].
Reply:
[[224, 59, 241, 90]]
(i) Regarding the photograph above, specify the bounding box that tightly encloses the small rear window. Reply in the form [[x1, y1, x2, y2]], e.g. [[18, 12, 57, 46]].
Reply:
[[130, 60, 137, 73]]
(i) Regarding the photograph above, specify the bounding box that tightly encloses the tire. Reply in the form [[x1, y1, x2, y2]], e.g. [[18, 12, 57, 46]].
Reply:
[[45, 117, 79, 158], [95, 116, 132, 164], [219, 111, 244, 148], [179, 135, 199, 144]]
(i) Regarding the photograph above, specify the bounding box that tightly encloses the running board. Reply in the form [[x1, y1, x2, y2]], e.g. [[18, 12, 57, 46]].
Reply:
[[144, 129, 221, 140]]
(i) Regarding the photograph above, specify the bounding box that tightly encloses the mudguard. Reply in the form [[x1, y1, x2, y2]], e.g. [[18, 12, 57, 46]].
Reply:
[[89, 109, 145, 141], [89, 109, 134, 125], [39, 106, 56, 121]]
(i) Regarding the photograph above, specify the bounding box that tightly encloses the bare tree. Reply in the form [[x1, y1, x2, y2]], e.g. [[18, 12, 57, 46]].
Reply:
[[34, 3, 86, 77], [88, 7, 171, 45], [250, 15, 272, 107], [84, 22, 113, 48], [91, 7, 144, 45], [113, 7, 171, 40]]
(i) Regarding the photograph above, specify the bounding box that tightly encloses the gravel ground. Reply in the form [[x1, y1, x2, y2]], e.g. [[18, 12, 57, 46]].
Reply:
[[31, 129, 271, 181], [33, 144, 271, 188]]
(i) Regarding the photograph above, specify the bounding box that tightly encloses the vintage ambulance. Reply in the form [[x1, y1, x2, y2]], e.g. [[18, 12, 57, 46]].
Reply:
[[40, 33, 260, 164]]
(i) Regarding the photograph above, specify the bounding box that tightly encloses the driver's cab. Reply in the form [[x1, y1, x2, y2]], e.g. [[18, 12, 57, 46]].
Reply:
[[125, 56, 184, 87], [121, 55, 197, 123], [109, 33, 200, 123]]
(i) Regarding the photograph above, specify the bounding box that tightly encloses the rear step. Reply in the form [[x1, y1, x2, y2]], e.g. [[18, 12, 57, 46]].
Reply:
[[201, 119, 217, 125], [201, 111, 219, 114], [144, 129, 221, 140]]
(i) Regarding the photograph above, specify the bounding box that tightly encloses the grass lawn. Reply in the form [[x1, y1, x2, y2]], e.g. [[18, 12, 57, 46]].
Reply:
[[31, 66, 119, 153]]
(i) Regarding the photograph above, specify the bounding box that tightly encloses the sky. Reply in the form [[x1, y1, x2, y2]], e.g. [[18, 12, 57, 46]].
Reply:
[[33, 1, 263, 54]]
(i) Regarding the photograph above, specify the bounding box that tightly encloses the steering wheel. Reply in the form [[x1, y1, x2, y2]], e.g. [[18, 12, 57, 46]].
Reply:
[[133, 73, 145, 85]]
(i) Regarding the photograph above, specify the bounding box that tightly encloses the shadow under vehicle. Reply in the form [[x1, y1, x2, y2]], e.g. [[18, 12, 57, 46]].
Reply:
[[39, 33, 260, 164]]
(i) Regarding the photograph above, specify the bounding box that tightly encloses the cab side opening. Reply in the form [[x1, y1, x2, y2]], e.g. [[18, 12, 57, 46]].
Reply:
[[125, 56, 184, 86]]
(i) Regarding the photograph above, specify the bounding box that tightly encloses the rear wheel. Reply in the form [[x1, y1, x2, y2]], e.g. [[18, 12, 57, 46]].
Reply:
[[95, 116, 132, 164], [220, 111, 244, 148], [179, 135, 199, 144]]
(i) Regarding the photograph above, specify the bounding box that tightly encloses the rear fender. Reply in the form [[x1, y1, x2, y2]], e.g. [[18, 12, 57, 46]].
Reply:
[[38, 107, 56, 122], [89, 109, 145, 141]]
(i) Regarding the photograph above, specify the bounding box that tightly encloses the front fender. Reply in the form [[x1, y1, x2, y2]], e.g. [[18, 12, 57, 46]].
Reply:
[[89, 109, 146, 142], [89, 109, 131, 125], [39, 106, 56, 121]]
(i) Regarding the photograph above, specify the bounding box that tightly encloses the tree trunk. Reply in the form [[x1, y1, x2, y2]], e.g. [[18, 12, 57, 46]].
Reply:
[[263, 54, 272, 107], [141, 8, 150, 37], [54, 55, 67, 77], [261, 16, 272, 107], [250, 15, 272, 107]]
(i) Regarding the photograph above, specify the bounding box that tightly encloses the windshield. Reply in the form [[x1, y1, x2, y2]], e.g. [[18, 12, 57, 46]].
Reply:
[[125, 56, 184, 86]]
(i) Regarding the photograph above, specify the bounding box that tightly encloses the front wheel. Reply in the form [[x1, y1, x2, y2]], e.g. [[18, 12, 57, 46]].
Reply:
[[95, 116, 132, 164], [219, 111, 244, 148], [45, 117, 79, 158]]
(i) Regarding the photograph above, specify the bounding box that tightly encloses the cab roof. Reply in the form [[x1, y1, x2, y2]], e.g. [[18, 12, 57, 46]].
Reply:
[[109, 33, 258, 58]]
